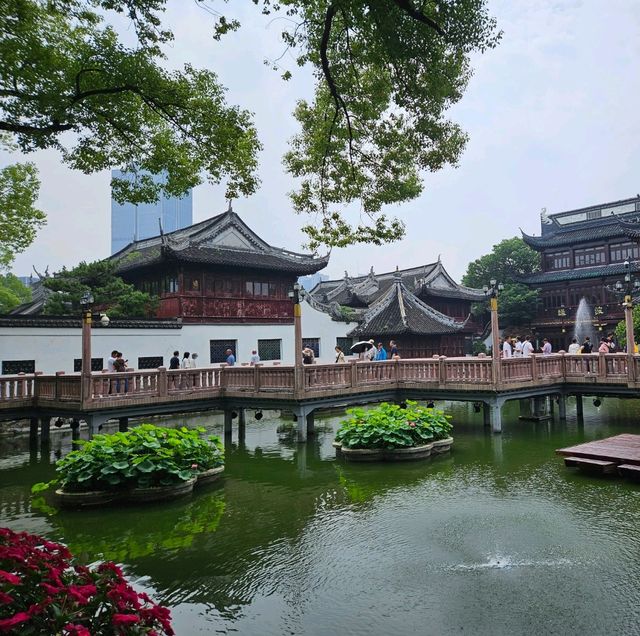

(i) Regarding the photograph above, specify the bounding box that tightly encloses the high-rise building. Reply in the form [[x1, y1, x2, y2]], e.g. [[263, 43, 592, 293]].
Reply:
[[110, 170, 193, 254]]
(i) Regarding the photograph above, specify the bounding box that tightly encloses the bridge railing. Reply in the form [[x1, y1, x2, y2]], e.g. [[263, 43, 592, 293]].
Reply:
[[0, 374, 36, 402]]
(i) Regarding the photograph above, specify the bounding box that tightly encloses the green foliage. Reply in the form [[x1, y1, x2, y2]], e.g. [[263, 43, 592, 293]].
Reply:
[[0, 273, 32, 313], [0, 159, 45, 269], [472, 340, 487, 356], [462, 237, 541, 326], [33, 424, 224, 494], [615, 306, 640, 348], [1, 0, 260, 207], [335, 401, 452, 450], [42, 259, 157, 317]]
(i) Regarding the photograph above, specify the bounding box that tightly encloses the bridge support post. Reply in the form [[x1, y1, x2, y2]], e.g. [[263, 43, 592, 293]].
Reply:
[[40, 417, 50, 443], [558, 395, 567, 420], [84, 414, 108, 440], [548, 397, 554, 416], [292, 406, 313, 442], [118, 417, 129, 433], [576, 395, 584, 422], [224, 410, 233, 434], [482, 403, 491, 428], [489, 400, 503, 434], [238, 409, 246, 442], [71, 419, 81, 441], [29, 417, 39, 445], [306, 410, 315, 437]]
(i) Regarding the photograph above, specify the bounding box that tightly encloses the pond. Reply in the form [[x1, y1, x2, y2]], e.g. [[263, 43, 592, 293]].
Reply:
[[3, 398, 640, 635]]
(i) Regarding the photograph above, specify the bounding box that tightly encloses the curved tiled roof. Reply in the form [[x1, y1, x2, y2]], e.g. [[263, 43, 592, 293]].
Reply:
[[520, 261, 640, 284], [0, 316, 182, 329], [348, 275, 468, 337], [112, 208, 329, 275]]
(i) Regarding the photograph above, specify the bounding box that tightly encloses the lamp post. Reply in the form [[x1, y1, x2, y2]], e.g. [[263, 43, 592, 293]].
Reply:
[[614, 260, 640, 361], [288, 282, 303, 391], [557, 304, 567, 347], [482, 279, 504, 384], [79, 292, 110, 404]]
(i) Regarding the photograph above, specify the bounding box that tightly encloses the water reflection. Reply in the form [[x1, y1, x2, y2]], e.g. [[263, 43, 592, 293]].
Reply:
[[3, 401, 640, 633]]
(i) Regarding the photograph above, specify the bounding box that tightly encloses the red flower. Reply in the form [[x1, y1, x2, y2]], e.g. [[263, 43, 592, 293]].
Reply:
[[0, 591, 13, 604], [41, 582, 63, 595], [63, 624, 91, 636], [112, 613, 140, 626], [0, 611, 30, 630], [0, 569, 20, 585]]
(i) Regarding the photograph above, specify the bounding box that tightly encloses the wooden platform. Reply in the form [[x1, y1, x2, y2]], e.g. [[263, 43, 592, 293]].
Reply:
[[558, 434, 640, 480]]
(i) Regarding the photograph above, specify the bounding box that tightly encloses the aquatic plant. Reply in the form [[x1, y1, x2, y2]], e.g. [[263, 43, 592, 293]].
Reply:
[[0, 528, 173, 634], [335, 401, 452, 450], [33, 425, 224, 494]]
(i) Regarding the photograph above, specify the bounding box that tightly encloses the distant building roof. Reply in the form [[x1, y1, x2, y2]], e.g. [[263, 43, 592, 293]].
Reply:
[[520, 261, 640, 284], [348, 274, 468, 337], [521, 196, 640, 250], [111, 206, 329, 276], [0, 316, 182, 329]]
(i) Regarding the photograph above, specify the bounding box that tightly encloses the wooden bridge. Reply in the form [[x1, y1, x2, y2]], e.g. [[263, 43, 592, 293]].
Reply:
[[2, 353, 639, 440]]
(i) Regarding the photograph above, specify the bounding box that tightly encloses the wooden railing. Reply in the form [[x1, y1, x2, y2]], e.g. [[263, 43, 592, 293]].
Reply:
[[2, 353, 640, 412]]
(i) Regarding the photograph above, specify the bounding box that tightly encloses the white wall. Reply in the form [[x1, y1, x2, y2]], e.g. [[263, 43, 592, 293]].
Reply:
[[0, 304, 357, 373]]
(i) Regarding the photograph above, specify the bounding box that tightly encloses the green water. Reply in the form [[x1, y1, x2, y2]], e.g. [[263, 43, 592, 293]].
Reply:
[[3, 399, 640, 635]]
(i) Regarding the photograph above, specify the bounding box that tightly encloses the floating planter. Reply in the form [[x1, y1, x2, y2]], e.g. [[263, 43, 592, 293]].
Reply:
[[334, 401, 453, 463], [33, 424, 225, 508]]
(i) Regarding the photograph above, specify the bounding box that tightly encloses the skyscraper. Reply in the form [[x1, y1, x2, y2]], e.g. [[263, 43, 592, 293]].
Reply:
[[110, 170, 193, 254]]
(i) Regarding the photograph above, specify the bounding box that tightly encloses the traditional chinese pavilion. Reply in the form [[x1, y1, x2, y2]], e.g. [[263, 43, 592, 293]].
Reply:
[[520, 196, 640, 349], [111, 206, 329, 323], [309, 261, 484, 357]]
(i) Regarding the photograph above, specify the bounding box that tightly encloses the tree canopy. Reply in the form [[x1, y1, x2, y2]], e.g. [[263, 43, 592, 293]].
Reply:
[[42, 259, 157, 318], [0, 273, 32, 313], [1, 0, 500, 251], [462, 237, 541, 327]]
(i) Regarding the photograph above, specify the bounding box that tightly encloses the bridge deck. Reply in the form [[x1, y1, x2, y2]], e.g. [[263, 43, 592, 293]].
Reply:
[[557, 434, 640, 466]]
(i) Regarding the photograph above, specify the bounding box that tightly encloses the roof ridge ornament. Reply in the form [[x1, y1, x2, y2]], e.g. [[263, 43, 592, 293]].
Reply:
[[541, 207, 552, 224]]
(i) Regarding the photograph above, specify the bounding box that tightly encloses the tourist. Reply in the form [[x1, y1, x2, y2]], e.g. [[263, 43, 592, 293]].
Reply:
[[113, 352, 129, 393], [335, 346, 346, 363], [191, 353, 198, 367], [502, 337, 512, 358], [568, 338, 581, 354], [302, 346, 315, 365], [107, 350, 117, 372], [389, 340, 399, 358], [365, 339, 376, 361], [169, 351, 180, 370], [541, 338, 552, 355], [181, 352, 191, 368], [250, 350, 260, 365], [514, 336, 524, 357], [607, 333, 617, 352], [581, 337, 593, 354], [225, 348, 236, 366], [375, 342, 388, 361], [598, 338, 610, 353], [522, 336, 534, 358]]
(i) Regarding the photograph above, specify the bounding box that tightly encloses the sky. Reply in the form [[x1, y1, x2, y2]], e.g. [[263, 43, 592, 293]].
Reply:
[[6, 0, 640, 283]]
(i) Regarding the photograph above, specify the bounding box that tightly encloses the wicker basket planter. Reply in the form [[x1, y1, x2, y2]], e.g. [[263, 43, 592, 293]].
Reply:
[[128, 477, 196, 503], [432, 437, 454, 454], [195, 465, 225, 486], [55, 489, 123, 509]]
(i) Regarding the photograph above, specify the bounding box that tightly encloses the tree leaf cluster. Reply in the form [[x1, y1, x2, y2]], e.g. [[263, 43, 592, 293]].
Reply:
[[41, 258, 157, 317], [0, 273, 32, 313]]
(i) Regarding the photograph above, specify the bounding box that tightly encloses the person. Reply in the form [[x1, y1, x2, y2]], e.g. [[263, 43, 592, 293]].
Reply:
[[181, 352, 191, 368], [502, 337, 512, 358], [107, 350, 117, 372], [514, 336, 524, 358], [568, 338, 581, 354], [113, 352, 128, 393], [389, 340, 399, 358], [375, 342, 387, 361], [249, 350, 260, 365], [169, 351, 180, 370], [365, 339, 376, 362], [598, 338, 610, 353], [191, 352, 198, 367], [335, 346, 346, 363], [541, 338, 552, 355], [225, 348, 236, 366], [302, 346, 315, 365], [522, 336, 534, 358], [607, 333, 617, 353], [581, 337, 593, 354]]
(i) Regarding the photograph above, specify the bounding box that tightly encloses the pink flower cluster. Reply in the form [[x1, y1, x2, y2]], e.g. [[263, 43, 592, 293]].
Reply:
[[0, 528, 174, 634]]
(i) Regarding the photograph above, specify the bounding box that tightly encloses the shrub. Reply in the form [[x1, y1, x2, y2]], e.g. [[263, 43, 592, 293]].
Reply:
[[335, 401, 452, 450], [0, 528, 174, 634], [33, 425, 224, 494]]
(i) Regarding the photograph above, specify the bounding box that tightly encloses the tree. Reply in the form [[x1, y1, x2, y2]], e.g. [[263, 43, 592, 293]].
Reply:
[[42, 259, 157, 318], [2, 1, 500, 249], [462, 237, 541, 326], [614, 306, 640, 350], [0, 273, 32, 312]]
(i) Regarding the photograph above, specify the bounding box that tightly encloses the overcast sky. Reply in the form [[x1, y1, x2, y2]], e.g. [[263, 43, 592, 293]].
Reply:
[[5, 0, 640, 282]]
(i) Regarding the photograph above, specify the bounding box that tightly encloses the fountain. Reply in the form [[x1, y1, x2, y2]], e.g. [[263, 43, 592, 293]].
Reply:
[[574, 298, 597, 345]]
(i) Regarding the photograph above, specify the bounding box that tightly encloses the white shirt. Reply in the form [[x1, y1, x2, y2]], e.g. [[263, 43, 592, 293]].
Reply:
[[568, 343, 581, 354], [542, 342, 552, 355], [502, 341, 512, 358], [522, 340, 534, 357], [107, 356, 116, 372], [514, 341, 523, 357], [250, 354, 260, 365]]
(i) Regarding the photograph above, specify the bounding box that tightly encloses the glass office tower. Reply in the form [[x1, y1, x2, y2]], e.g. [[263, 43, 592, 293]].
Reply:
[[110, 170, 193, 254]]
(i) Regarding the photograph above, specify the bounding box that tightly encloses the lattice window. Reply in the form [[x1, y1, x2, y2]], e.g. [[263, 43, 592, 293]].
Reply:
[[258, 339, 281, 361], [210, 339, 237, 363], [336, 337, 353, 353], [73, 358, 104, 372], [138, 356, 164, 369], [2, 360, 35, 375], [303, 338, 320, 358]]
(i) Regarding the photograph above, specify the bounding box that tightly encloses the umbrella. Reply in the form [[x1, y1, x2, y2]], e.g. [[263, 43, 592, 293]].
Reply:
[[350, 341, 375, 354]]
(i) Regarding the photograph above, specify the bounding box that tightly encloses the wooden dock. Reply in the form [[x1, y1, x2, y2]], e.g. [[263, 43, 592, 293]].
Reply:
[[557, 434, 640, 479]]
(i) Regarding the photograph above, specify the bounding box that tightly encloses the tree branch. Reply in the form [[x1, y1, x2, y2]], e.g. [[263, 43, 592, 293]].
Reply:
[[390, 0, 445, 36], [0, 121, 73, 134]]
